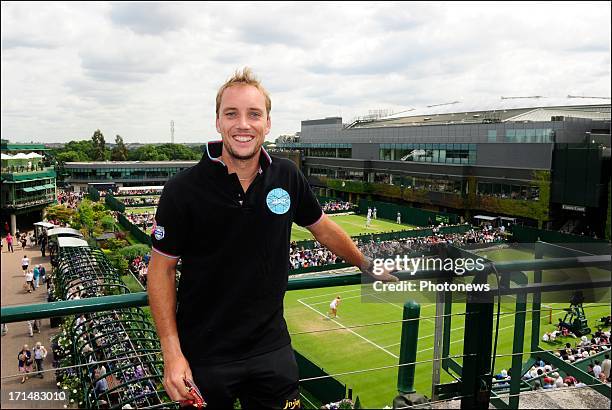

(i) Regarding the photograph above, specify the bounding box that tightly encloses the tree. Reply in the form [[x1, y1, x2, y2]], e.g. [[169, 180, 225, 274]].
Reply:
[[157, 143, 200, 160], [45, 204, 75, 225], [63, 140, 96, 160], [128, 145, 169, 161], [55, 150, 88, 163], [111, 135, 129, 161], [91, 129, 107, 161], [75, 199, 96, 238]]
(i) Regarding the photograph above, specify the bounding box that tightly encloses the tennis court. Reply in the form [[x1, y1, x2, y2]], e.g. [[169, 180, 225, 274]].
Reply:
[[291, 214, 417, 242], [284, 247, 612, 408]]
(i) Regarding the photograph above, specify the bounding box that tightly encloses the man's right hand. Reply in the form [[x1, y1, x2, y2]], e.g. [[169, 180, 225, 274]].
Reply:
[[163, 353, 195, 402]]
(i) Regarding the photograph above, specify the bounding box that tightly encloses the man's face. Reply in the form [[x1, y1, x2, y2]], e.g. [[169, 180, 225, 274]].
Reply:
[[216, 84, 271, 161]]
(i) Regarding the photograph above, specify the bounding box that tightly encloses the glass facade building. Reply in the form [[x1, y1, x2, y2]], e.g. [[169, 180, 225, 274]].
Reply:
[[276, 105, 611, 230], [1, 141, 56, 233], [64, 161, 197, 192]]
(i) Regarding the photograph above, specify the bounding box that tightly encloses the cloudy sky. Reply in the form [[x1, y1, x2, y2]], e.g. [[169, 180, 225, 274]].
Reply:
[[1, 1, 610, 144]]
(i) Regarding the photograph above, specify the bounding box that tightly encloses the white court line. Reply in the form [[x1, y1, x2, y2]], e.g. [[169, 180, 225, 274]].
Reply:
[[298, 299, 399, 359], [297, 288, 361, 302], [308, 292, 435, 310], [300, 393, 316, 409], [382, 325, 466, 349], [381, 308, 521, 350], [415, 308, 570, 354], [292, 224, 311, 234], [308, 293, 363, 306], [366, 292, 439, 326]]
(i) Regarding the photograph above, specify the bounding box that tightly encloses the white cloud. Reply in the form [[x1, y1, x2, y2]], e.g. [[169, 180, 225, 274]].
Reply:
[[1, 1, 610, 143]]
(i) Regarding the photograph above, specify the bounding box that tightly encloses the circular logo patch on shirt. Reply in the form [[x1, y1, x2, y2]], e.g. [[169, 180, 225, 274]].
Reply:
[[153, 226, 165, 240], [266, 188, 291, 215]]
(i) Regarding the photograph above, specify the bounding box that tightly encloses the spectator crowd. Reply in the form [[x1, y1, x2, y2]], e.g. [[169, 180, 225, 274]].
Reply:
[[288, 228, 507, 270], [125, 212, 156, 231], [321, 200, 354, 213], [120, 197, 159, 207], [57, 190, 84, 209], [117, 188, 163, 196]]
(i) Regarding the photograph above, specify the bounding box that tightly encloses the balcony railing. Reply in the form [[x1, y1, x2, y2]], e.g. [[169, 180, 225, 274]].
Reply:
[[1, 251, 610, 410], [1, 165, 52, 174], [1, 167, 56, 181], [2, 194, 56, 209]]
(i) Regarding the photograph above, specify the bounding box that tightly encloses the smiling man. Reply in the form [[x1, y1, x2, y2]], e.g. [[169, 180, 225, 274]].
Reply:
[[147, 68, 396, 409]]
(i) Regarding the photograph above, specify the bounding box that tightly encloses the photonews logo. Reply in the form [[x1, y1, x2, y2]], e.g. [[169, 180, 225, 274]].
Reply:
[[266, 188, 291, 215]]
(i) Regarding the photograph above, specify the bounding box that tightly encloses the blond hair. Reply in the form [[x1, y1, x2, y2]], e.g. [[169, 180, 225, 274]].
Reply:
[[216, 67, 271, 118]]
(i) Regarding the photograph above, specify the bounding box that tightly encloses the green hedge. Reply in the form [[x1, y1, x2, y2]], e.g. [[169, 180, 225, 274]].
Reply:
[[323, 172, 552, 226], [105, 193, 125, 213], [117, 244, 152, 261], [87, 186, 100, 202], [117, 212, 151, 245]]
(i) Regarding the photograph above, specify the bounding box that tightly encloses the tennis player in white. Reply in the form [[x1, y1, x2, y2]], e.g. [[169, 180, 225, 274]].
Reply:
[[328, 296, 342, 318]]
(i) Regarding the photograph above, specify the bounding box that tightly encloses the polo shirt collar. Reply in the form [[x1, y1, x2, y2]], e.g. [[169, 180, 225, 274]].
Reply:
[[204, 140, 272, 173]]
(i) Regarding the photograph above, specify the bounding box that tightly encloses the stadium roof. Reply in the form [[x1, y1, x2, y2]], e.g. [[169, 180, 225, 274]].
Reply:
[[349, 102, 611, 129], [65, 160, 197, 167], [117, 185, 164, 191], [505, 107, 611, 122]]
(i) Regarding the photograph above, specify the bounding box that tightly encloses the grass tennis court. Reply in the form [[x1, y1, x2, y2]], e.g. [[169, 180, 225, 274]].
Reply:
[[291, 214, 417, 242], [284, 247, 612, 408], [124, 207, 157, 215]]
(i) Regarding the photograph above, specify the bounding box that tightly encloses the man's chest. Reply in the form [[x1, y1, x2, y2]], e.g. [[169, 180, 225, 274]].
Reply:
[[184, 179, 295, 244]]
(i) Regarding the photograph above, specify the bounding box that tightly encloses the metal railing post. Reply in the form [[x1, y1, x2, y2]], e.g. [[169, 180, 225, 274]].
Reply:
[[398, 300, 420, 394]]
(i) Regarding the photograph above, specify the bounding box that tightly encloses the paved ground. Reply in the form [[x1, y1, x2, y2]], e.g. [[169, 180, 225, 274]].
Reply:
[[1, 233, 67, 409]]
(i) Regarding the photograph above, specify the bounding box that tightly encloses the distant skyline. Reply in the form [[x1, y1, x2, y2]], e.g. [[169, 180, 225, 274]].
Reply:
[[2, 1, 610, 144]]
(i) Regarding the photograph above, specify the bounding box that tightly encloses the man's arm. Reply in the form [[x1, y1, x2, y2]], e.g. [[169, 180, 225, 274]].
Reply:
[[307, 214, 397, 281], [147, 250, 193, 401]]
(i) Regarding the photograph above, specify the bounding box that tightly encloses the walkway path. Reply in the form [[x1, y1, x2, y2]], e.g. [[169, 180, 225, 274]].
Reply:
[[1, 233, 67, 409]]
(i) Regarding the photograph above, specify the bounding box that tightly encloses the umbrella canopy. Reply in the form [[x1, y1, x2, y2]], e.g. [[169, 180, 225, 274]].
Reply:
[[25, 152, 44, 158]]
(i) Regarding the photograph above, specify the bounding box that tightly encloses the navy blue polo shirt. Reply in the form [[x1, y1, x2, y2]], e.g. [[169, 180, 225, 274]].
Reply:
[[151, 141, 323, 365]]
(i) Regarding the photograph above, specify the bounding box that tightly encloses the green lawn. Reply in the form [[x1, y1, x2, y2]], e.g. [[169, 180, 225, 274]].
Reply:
[[291, 214, 416, 242], [121, 272, 145, 292], [284, 247, 612, 408], [124, 207, 157, 215], [116, 195, 160, 201], [123, 210, 413, 240]]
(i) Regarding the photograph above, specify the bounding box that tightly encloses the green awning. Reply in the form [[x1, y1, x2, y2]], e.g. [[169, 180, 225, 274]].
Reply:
[[22, 184, 52, 192]]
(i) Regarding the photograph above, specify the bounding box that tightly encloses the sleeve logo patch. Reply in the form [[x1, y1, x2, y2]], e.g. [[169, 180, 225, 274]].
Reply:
[[153, 226, 165, 240], [266, 188, 291, 215]]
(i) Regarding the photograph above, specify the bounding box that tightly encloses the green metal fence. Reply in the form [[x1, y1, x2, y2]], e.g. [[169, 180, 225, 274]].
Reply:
[[294, 350, 347, 405], [511, 225, 608, 244], [3, 247, 610, 410], [51, 243, 169, 409]]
